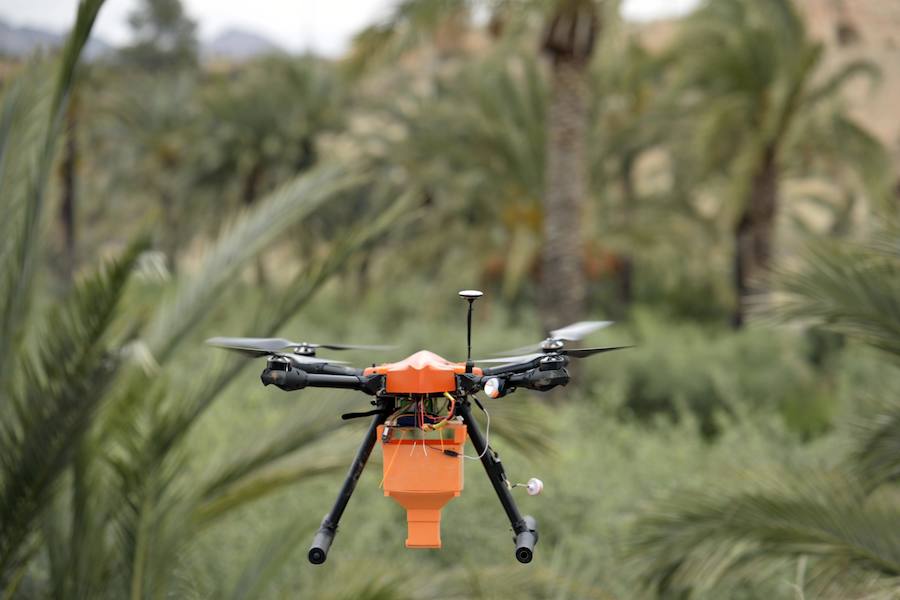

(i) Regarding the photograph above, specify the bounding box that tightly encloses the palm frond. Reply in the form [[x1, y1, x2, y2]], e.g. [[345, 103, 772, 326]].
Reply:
[[224, 516, 313, 600], [853, 402, 900, 493], [790, 113, 895, 214], [469, 396, 555, 458], [154, 182, 415, 449], [869, 227, 900, 260], [0, 238, 145, 578], [0, 0, 105, 375], [49, 0, 105, 112], [0, 77, 29, 234], [771, 223, 900, 361], [194, 404, 344, 505], [192, 449, 350, 529], [805, 58, 880, 109], [345, 0, 469, 75], [142, 163, 364, 364], [91, 164, 367, 451], [629, 469, 900, 597], [89, 181, 413, 597]]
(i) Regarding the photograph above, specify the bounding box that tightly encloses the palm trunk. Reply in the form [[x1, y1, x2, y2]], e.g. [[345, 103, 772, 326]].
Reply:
[[539, 1, 597, 332], [241, 162, 263, 208], [295, 137, 316, 172], [59, 101, 78, 280], [540, 55, 591, 331], [618, 153, 637, 305], [732, 146, 778, 328]]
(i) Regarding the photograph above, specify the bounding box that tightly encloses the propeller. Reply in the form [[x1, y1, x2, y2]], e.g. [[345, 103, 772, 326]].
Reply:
[[476, 345, 633, 364], [310, 342, 396, 352], [496, 320, 614, 356], [206, 336, 393, 363]]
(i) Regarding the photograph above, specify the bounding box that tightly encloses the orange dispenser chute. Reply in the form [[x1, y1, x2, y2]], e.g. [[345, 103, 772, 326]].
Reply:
[[378, 423, 466, 548]]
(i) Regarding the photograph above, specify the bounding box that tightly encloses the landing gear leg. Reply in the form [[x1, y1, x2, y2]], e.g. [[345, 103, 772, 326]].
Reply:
[[458, 398, 538, 563], [308, 409, 386, 564]]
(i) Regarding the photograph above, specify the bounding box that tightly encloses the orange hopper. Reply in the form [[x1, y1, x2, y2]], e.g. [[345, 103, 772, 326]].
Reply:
[[378, 423, 466, 548]]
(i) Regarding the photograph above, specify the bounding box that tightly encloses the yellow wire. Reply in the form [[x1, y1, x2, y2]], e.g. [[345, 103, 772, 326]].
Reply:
[[379, 428, 404, 489]]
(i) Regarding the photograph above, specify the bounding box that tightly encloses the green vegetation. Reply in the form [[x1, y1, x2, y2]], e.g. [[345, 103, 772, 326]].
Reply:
[[1, 0, 897, 597], [630, 222, 900, 598]]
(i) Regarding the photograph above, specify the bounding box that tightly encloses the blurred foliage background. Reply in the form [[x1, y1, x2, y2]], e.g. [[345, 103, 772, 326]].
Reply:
[[1, 0, 899, 598]]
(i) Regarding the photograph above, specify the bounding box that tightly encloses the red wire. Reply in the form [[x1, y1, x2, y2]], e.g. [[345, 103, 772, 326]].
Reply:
[[417, 398, 423, 429]]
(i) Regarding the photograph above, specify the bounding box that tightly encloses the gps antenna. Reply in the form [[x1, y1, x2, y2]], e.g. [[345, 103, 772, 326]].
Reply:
[[458, 290, 483, 373]]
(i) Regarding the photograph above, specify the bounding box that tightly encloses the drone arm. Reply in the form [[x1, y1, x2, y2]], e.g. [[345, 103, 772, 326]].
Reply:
[[480, 358, 543, 377], [293, 362, 365, 377], [261, 368, 383, 395]]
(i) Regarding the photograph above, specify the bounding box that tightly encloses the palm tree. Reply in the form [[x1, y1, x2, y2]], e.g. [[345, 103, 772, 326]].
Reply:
[[352, 3, 669, 313], [195, 56, 342, 215], [665, 0, 885, 327], [346, 0, 605, 324], [630, 221, 900, 598], [587, 23, 672, 307], [192, 56, 344, 283], [102, 72, 199, 271], [119, 0, 198, 72], [345, 0, 470, 77], [198, 56, 342, 198], [538, 0, 600, 329]]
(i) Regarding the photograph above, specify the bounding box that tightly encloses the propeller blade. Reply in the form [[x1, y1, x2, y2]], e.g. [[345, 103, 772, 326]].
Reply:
[[549, 321, 613, 341], [495, 320, 615, 356], [495, 343, 542, 356], [287, 354, 348, 365], [317, 343, 396, 351], [562, 345, 633, 358], [478, 346, 632, 363], [210, 346, 270, 358], [206, 337, 348, 364], [206, 337, 297, 355], [475, 353, 544, 364]]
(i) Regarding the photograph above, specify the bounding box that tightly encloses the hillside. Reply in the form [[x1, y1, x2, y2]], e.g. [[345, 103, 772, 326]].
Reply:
[[799, 0, 900, 151], [637, 0, 900, 159], [0, 19, 111, 59], [0, 19, 282, 64]]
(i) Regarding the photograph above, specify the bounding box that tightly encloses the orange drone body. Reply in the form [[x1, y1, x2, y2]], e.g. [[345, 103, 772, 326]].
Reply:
[[364, 350, 483, 394], [362, 352, 485, 548]]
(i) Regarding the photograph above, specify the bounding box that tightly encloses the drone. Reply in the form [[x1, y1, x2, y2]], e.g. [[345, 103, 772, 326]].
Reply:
[[207, 290, 629, 564]]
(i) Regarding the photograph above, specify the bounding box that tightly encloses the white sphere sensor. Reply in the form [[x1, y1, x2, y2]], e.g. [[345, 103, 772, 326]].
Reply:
[[526, 477, 544, 496]]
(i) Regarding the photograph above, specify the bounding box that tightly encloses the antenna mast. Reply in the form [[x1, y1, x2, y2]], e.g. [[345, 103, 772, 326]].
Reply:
[[458, 290, 483, 373]]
